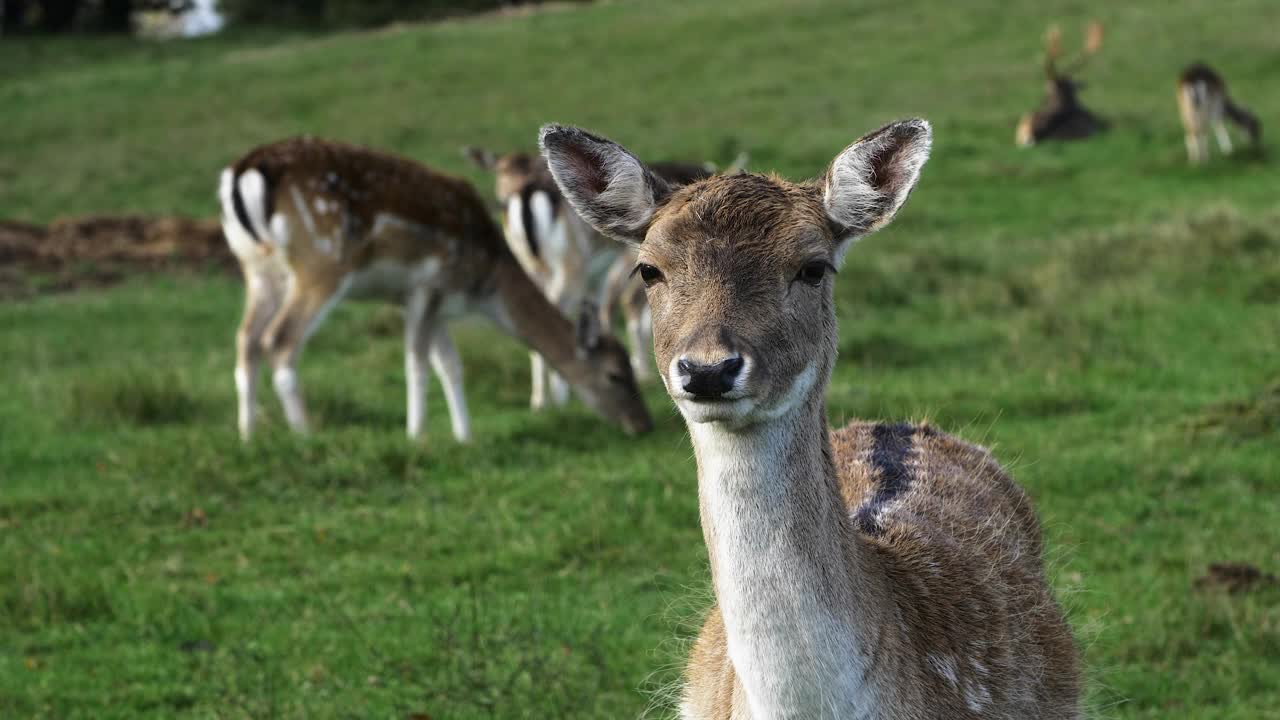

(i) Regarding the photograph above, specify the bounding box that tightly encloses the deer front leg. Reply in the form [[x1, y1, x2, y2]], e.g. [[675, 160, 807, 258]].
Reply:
[[530, 351, 548, 410], [429, 326, 471, 443], [1213, 121, 1234, 155], [1185, 132, 1206, 164], [263, 276, 346, 434], [235, 268, 284, 441]]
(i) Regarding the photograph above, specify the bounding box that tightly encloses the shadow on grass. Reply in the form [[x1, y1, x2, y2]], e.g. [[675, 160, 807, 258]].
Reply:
[[64, 369, 203, 428]]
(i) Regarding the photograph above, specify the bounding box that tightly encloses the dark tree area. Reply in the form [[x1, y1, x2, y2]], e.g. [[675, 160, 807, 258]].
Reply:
[[2, 0, 30, 33], [2, 0, 190, 33], [38, 0, 82, 31], [221, 0, 579, 29], [100, 0, 132, 31], [2, 0, 571, 33]]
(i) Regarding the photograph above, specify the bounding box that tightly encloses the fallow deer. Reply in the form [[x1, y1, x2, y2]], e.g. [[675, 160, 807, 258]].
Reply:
[[1016, 21, 1106, 147], [219, 137, 652, 442], [542, 120, 1082, 719], [464, 147, 740, 390], [1177, 62, 1262, 164], [464, 146, 598, 408]]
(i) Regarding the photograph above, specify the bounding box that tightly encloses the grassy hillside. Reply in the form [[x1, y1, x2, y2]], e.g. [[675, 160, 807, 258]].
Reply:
[[2, 0, 1279, 717]]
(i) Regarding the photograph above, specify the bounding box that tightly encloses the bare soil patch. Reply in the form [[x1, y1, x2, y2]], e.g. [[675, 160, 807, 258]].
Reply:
[[0, 215, 232, 300]]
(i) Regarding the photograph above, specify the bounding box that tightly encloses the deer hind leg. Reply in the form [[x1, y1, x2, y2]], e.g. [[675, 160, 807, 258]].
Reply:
[[263, 275, 346, 434], [529, 352, 549, 410], [428, 326, 471, 443], [234, 268, 285, 441], [1213, 120, 1234, 155], [404, 287, 441, 439]]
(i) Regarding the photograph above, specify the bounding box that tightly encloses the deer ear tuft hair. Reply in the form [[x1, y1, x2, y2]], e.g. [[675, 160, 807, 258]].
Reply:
[[539, 124, 671, 245], [821, 118, 932, 262]]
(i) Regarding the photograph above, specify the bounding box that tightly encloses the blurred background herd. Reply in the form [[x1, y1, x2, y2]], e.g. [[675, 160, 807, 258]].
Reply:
[[1, 1, 1277, 718]]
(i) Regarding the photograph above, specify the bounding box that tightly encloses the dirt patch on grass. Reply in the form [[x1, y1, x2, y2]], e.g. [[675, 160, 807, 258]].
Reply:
[[1194, 563, 1280, 594], [0, 214, 232, 300], [1189, 381, 1280, 440]]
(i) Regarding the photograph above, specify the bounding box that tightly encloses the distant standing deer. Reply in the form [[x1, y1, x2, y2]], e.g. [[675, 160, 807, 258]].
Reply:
[[1016, 21, 1106, 147], [219, 137, 652, 441], [542, 120, 1081, 718], [1177, 63, 1262, 164]]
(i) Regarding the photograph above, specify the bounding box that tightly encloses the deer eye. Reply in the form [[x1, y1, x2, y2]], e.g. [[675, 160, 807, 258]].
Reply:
[[795, 261, 831, 287], [634, 263, 664, 287]]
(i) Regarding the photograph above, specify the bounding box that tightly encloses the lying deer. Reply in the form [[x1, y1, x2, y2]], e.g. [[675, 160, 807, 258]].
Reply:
[[219, 137, 652, 441], [1016, 21, 1106, 147], [542, 120, 1082, 719], [1177, 63, 1262, 164], [464, 147, 738, 392]]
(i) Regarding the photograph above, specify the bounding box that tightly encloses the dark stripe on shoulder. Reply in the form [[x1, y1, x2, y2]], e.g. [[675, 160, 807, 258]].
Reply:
[[229, 171, 260, 244], [854, 422, 920, 537]]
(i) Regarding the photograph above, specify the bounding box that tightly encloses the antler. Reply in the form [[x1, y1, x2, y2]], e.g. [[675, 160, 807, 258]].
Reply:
[[1041, 23, 1063, 78], [1058, 20, 1103, 76]]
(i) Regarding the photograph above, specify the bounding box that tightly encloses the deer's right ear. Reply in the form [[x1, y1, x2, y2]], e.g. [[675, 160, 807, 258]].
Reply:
[[462, 146, 497, 170], [539, 124, 671, 244], [822, 118, 932, 262]]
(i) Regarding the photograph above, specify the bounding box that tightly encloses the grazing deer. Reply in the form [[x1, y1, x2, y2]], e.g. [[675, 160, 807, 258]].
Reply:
[[1177, 63, 1262, 164], [464, 146, 598, 408], [542, 120, 1082, 719], [219, 137, 652, 442], [1016, 21, 1106, 147], [464, 147, 741, 390]]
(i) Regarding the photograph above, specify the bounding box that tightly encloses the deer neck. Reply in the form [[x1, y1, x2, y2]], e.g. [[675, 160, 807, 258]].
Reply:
[[487, 257, 583, 377], [688, 385, 895, 717]]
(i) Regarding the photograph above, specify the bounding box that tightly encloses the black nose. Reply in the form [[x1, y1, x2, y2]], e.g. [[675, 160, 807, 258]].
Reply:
[[678, 356, 744, 399]]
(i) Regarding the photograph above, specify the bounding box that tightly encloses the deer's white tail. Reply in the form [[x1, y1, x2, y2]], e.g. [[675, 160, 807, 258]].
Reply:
[[504, 186, 565, 277], [218, 167, 276, 261]]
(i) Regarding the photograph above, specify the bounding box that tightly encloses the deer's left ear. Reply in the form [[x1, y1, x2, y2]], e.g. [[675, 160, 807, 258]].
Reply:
[[539, 124, 672, 244], [822, 118, 932, 261], [462, 146, 497, 170]]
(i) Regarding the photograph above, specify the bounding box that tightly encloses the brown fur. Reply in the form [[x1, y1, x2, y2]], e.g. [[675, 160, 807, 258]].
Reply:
[[684, 423, 1081, 718], [540, 122, 1081, 719]]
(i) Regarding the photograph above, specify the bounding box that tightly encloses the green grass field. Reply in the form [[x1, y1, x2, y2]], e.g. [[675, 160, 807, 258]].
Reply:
[[2, 0, 1279, 717]]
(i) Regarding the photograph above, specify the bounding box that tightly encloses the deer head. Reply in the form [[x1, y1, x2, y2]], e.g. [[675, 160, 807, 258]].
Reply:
[[541, 120, 931, 427]]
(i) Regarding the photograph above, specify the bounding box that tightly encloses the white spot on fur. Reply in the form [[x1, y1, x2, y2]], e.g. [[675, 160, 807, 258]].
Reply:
[[965, 682, 991, 713], [287, 186, 320, 246], [370, 212, 426, 239], [928, 653, 959, 688]]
